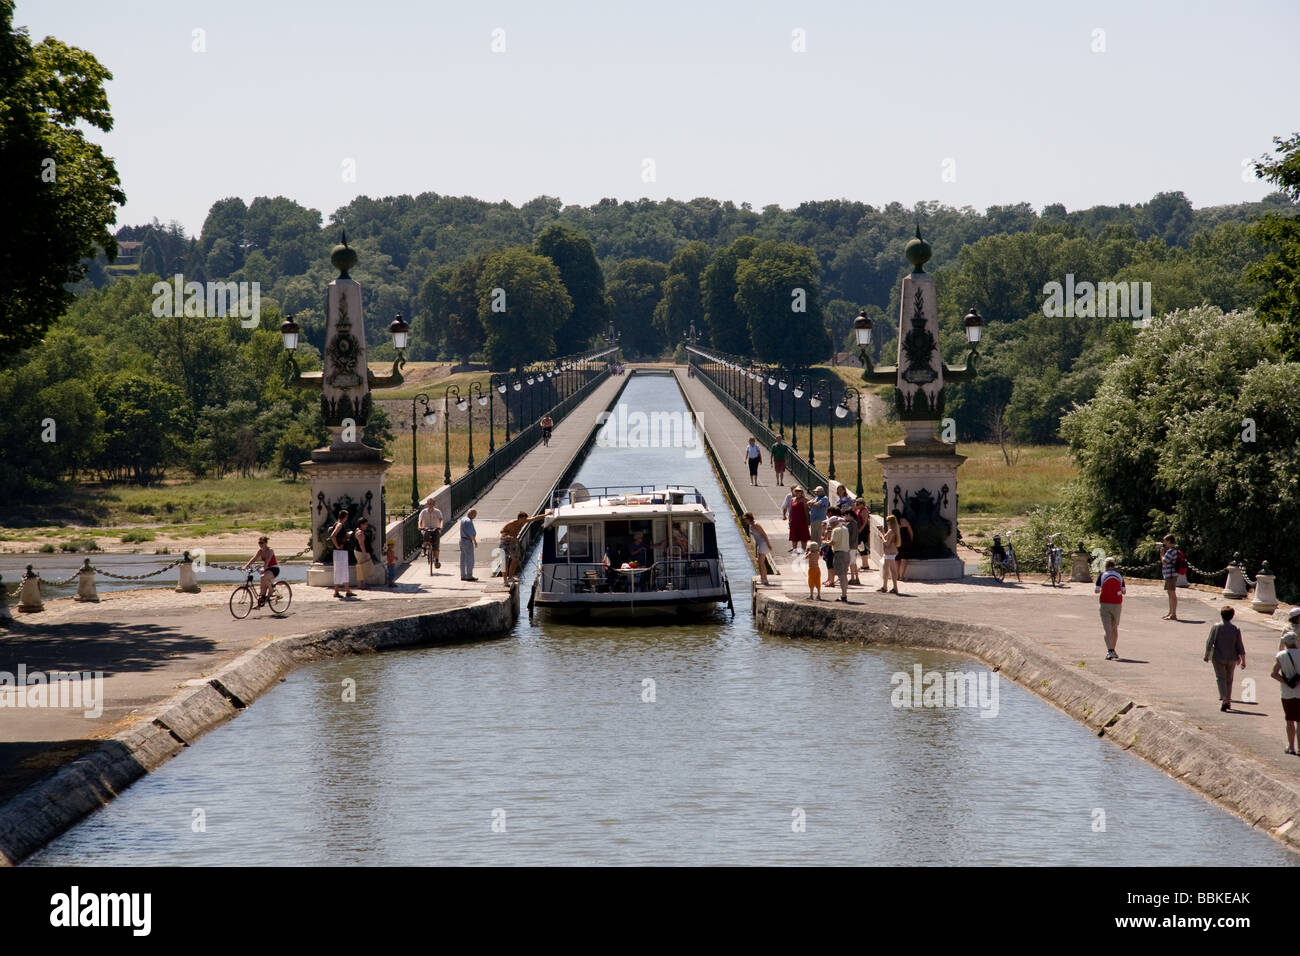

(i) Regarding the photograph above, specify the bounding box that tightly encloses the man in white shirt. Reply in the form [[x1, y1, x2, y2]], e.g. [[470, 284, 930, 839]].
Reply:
[[418, 500, 443, 569]]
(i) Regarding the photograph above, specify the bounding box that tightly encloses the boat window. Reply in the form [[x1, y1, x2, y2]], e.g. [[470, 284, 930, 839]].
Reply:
[[556, 523, 591, 561], [663, 520, 698, 556]]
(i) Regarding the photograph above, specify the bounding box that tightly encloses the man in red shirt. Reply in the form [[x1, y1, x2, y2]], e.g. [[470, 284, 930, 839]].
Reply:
[[1095, 557, 1127, 660]]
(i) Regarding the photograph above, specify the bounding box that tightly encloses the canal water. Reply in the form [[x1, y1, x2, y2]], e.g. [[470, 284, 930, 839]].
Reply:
[[27, 375, 1295, 865]]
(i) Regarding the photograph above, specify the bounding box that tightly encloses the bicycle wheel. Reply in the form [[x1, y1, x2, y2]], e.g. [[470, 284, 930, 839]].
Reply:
[[268, 580, 292, 614], [427, 541, 435, 575], [229, 586, 254, 619], [1009, 556, 1021, 582], [1048, 560, 1058, 587], [991, 557, 1005, 582]]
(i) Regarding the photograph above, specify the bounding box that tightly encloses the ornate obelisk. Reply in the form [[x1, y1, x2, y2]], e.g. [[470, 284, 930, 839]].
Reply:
[[861, 232, 976, 580], [300, 237, 403, 587]]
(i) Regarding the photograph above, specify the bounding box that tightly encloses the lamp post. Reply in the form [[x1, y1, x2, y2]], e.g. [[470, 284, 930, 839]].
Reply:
[[853, 308, 874, 377], [793, 377, 811, 462], [443, 384, 462, 486], [814, 378, 834, 480], [408, 393, 438, 509], [765, 368, 776, 431], [776, 370, 789, 440], [837, 385, 863, 498], [491, 374, 508, 449], [468, 382, 487, 470]]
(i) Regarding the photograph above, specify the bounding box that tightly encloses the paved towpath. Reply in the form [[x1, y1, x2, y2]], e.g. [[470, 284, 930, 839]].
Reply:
[[396, 372, 626, 588]]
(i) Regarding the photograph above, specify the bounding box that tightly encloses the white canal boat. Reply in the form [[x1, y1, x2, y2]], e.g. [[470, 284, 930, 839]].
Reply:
[[529, 484, 733, 619]]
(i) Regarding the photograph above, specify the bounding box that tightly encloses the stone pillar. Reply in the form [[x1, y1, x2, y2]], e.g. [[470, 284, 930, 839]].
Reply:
[[18, 565, 44, 613], [1251, 562, 1278, 613], [74, 558, 100, 602], [176, 554, 201, 593], [1222, 554, 1248, 599], [1070, 546, 1092, 583]]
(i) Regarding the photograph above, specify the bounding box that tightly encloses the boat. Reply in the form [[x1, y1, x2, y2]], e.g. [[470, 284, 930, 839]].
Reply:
[[529, 483, 733, 619]]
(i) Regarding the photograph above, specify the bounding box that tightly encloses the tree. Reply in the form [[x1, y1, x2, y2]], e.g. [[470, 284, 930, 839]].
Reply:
[[607, 259, 668, 357], [96, 371, 189, 483], [702, 237, 758, 352], [535, 223, 610, 352], [477, 247, 572, 370], [652, 240, 709, 348], [1060, 305, 1300, 599], [1247, 132, 1300, 359], [734, 240, 830, 366], [0, 0, 125, 357], [445, 254, 489, 364]]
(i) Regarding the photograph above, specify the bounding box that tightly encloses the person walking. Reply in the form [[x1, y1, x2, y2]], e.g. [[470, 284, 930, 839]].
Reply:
[[787, 487, 810, 553], [418, 499, 443, 570], [353, 517, 374, 590], [879, 514, 901, 594], [1203, 605, 1246, 712], [742, 512, 772, 586], [329, 510, 355, 599], [1160, 533, 1185, 620], [830, 514, 852, 602], [770, 437, 788, 486], [852, 498, 871, 576], [809, 486, 830, 545], [892, 509, 914, 581], [744, 437, 762, 486], [459, 508, 479, 581], [1095, 557, 1125, 659], [1271, 631, 1300, 754]]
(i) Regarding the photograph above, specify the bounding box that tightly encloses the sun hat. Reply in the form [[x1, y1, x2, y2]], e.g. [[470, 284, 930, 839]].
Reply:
[[1289, 607, 1300, 620]]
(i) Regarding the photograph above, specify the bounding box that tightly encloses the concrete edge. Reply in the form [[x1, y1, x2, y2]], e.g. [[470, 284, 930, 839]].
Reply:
[[754, 589, 1300, 855], [0, 591, 515, 866]]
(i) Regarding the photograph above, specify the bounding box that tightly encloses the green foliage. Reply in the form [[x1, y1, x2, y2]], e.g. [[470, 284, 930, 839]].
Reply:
[[607, 259, 668, 357], [477, 247, 572, 370], [735, 240, 830, 365], [535, 223, 610, 352], [1061, 306, 1300, 599], [0, 0, 125, 356], [653, 240, 709, 348], [702, 236, 758, 352], [1247, 133, 1300, 359]]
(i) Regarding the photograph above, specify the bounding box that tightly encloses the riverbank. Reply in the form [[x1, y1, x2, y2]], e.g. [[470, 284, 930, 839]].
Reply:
[[754, 576, 1300, 854], [0, 583, 516, 865]]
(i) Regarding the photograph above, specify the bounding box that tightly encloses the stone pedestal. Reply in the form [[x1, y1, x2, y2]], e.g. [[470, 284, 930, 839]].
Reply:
[[75, 560, 100, 602], [304, 449, 391, 588], [1252, 568, 1278, 613], [175, 558, 201, 593], [18, 568, 44, 613], [1070, 552, 1092, 583], [1222, 563, 1249, 599], [877, 430, 966, 581]]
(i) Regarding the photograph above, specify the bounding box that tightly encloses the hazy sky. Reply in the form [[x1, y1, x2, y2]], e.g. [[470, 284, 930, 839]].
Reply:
[[17, 0, 1296, 236]]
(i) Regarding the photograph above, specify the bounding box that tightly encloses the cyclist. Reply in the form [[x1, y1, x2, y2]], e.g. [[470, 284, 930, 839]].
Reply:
[[540, 414, 555, 447], [243, 535, 279, 607], [419, 499, 443, 569]]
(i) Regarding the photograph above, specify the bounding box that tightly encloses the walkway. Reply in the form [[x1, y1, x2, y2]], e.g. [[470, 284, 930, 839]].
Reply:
[[396, 373, 626, 589]]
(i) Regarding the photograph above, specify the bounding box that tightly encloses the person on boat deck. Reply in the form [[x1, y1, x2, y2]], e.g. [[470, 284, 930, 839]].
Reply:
[[628, 532, 650, 566]]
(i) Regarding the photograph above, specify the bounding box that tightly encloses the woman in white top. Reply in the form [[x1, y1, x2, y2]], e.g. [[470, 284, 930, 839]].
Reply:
[[1271, 630, 1300, 755], [879, 514, 901, 595], [744, 438, 762, 486], [742, 512, 771, 586]]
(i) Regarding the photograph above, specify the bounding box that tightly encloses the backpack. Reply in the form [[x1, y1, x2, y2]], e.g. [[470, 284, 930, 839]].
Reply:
[[1174, 549, 1188, 575], [1282, 650, 1300, 690]]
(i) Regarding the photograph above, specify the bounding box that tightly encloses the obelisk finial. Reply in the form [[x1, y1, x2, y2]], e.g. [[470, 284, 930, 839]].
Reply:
[[331, 230, 358, 279], [904, 226, 932, 274]]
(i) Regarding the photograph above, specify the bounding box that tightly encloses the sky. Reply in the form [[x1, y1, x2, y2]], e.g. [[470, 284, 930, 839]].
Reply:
[[16, 0, 1297, 236]]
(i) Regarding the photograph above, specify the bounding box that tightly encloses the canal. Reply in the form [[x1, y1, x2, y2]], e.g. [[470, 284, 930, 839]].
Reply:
[[27, 374, 1295, 865]]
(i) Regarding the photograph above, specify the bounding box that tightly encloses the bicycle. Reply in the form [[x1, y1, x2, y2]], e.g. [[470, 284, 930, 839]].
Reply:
[[1044, 534, 1064, 587], [421, 529, 441, 573], [989, 531, 1021, 583], [229, 567, 292, 619]]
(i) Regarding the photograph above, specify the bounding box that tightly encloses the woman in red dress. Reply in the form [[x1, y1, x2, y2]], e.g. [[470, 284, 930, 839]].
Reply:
[[787, 487, 811, 552]]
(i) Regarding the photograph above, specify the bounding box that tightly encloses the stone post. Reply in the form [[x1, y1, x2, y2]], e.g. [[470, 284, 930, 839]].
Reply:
[[74, 558, 100, 602], [1222, 553, 1249, 599], [1070, 542, 1091, 582], [176, 553, 201, 593], [1251, 561, 1278, 613], [18, 565, 44, 613]]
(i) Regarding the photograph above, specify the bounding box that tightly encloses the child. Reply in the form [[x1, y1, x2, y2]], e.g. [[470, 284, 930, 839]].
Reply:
[[806, 544, 822, 600], [820, 539, 835, 589], [385, 539, 397, 588]]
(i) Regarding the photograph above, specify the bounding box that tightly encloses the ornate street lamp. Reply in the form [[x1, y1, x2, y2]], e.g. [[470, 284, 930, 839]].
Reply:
[[491, 373, 508, 449], [777, 370, 790, 441], [837, 385, 864, 498], [814, 378, 835, 480], [389, 313, 410, 353], [793, 377, 810, 461], [408, 393, 438, 509], [443, 384, 462, 486], [854, 308, 873, 377], [963, 308, 984, 368]]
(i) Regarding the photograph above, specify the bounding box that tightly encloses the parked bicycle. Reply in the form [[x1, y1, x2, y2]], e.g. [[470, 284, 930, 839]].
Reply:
[[1044, 534, 1064, 587], [229, 566, 292, 619], [990, 531, 1021, 583]]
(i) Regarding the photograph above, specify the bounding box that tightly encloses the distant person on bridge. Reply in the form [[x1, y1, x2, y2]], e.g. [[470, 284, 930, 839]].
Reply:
[[770, 437, 788, 486], [1271, 631, 1300, 754], [742, 512, 771, 586], [744, 437, 762, 486], [459, 509, 479, 581], [540, 414, 555, 447], [809, 487, 830, 545], [1095, 557, 1126, 660], [785, 486, 810, 553], [1203, 606, 1245, 712], [500, 510, 550, 584], [243, 536, 279, 607], [329, 510, 355, 599]]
